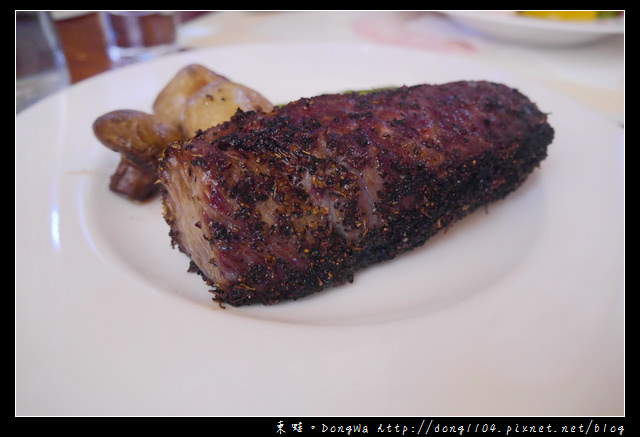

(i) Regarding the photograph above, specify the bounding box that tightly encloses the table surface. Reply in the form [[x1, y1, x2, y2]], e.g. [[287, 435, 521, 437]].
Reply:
[[46, 10, 624, 125]]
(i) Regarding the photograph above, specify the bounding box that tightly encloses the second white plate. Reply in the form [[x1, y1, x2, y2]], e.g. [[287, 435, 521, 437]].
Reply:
[[445, 11, 624, 46]]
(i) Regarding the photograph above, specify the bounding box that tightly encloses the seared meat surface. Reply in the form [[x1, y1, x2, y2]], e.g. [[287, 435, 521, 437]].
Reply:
[[159, 81, 554, 306]]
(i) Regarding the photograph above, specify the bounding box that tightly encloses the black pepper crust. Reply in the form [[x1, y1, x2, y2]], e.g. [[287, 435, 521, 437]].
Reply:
[[158, 81, 554, 306]]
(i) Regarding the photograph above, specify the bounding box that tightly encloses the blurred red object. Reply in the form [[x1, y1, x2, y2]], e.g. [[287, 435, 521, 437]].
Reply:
[[52, 11, 210, 84]]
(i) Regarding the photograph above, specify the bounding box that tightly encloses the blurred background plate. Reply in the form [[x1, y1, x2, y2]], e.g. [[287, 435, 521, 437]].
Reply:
[[445, 10, 624, 46]]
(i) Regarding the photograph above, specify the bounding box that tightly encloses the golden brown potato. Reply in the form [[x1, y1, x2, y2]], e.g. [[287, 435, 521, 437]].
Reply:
[[109, 157, 159, 200], [92, 64, 274, 201], [93, 109, 182, 172], [152, 64, 229, 135], [181, 81, 274, 137], [93, 109, 183, 200]]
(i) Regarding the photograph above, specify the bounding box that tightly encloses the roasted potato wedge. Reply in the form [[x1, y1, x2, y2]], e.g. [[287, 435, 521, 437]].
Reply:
[[93, 64, 274, 201], [93, 110, 182, 200], [152, 64, 229, 136], [109, 157, 160, 200], [93, 109, 182, 172], [181, 80, 275, 137]]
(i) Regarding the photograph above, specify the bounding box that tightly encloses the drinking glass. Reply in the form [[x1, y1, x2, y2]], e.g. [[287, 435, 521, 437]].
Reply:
[[16, 11, 71, 113], [100, 11, 180, 63]]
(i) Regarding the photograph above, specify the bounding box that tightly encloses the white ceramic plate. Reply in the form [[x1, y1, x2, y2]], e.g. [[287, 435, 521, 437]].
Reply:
[[445, 11, 624, 46], [15, 42, 624, 416]]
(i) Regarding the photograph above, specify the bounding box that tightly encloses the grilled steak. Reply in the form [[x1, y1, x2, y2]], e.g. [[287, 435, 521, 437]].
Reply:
[[158, 81, 554, 306]]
